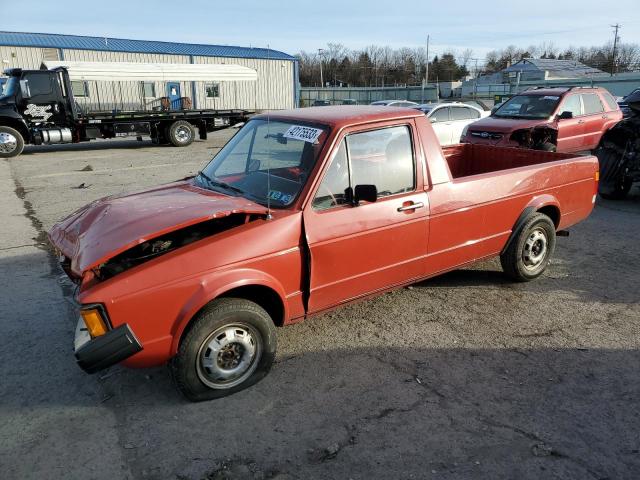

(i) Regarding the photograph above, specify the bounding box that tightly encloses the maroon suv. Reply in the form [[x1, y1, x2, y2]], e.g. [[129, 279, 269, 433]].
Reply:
[[461, 87, 622, 152]]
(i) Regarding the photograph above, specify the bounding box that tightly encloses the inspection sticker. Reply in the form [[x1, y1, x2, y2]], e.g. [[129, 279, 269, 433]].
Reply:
[[283, 125, 323, 143]]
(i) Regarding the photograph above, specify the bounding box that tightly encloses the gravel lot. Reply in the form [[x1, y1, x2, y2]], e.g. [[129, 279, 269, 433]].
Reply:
[[1, 131, 639, 480]]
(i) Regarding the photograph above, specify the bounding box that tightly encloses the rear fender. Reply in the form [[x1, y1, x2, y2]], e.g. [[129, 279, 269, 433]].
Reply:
[[169, 269, 288, 355], [501, 195, 560, 254]]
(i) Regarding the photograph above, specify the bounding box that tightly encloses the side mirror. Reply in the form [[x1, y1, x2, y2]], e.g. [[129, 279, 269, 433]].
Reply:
[[558, 111, 573, 120], [354, 184, 377, 204], [19, 79, 30, 99]]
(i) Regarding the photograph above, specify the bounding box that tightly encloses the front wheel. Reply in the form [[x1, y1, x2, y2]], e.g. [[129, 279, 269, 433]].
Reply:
[[500, 213, 556, 282], [0, 126, 25, 158], [167, 120, 195, 147], [170, 298, 277, 402]]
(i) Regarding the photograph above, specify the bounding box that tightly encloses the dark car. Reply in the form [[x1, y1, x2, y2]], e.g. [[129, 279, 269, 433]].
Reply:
[[312, 99, 331, 107]]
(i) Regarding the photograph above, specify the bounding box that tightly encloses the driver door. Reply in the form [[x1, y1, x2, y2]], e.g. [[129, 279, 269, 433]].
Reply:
[[303, 122, 430, 313]]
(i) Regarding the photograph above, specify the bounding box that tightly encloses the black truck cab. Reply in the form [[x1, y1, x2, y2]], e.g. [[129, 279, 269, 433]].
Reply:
[[0, 67, 248, 158]]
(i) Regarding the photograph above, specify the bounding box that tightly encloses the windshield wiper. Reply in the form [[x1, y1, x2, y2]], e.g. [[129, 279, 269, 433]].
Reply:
[[196, 171, 244, 195]]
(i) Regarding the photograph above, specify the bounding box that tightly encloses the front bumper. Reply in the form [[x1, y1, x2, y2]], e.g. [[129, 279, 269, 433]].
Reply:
[[74, 317, 142, 373]]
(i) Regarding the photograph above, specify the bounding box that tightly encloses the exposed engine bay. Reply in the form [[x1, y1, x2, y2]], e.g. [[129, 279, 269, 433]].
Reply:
[[596, 90, 640, 200], [510, 125, 558, 151], [96, 213, 259, 280]]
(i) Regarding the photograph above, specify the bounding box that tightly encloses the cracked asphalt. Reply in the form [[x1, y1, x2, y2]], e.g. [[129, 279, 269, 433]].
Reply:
[[1, 131, 639, 479]]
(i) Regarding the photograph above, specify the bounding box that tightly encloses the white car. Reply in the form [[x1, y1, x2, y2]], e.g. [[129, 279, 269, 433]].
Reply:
[[370, 100, 419, 108], [414, 102, 489, 146]]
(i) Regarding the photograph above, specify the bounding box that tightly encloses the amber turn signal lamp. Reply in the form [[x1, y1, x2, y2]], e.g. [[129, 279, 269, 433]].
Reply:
[[81, 308, 108, 338], [595, 171, 600, 182]]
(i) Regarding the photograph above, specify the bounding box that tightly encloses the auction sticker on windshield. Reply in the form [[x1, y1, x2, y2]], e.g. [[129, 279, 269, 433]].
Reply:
[[284, 125, 323, 143]]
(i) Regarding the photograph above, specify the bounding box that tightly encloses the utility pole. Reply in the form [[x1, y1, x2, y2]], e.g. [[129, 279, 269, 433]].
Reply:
[[318, 48, 324, 87], [611, 23, 621, 76], [425, 35, 430, 86]]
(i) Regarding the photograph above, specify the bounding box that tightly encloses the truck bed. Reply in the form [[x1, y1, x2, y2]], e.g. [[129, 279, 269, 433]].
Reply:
[[442, 144, 577, 179]]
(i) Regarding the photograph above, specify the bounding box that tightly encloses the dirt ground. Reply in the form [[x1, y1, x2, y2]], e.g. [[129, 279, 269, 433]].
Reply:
[[1, 131, 639, 480]]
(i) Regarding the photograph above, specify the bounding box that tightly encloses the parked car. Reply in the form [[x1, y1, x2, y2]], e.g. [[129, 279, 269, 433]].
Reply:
[[341, 99, 357, 105], [461, 86, 622, 152], [312, 99, 331, 106], [370, 99, 418, 107], [50, 106, 598, 401], [414, 102, 488, 146]]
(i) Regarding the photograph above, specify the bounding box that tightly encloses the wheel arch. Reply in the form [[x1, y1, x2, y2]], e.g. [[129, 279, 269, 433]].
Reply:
[[0, 117, 29, 141], [502, 196, 561, 254], [170, 271, 288, 356]]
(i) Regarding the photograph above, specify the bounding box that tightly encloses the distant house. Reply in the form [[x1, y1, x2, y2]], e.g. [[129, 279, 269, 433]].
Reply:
[[502, 58, 606, 82]]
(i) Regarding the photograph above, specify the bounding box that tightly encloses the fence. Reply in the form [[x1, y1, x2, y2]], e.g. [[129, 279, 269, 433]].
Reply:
[[299, 85, 438, 106]]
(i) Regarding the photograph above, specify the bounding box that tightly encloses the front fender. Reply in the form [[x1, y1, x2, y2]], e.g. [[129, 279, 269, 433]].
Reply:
[[169, 268, 288, 355]]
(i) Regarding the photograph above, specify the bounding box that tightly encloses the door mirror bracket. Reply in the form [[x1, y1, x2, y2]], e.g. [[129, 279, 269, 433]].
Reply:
[[353, 184, 377, 205]]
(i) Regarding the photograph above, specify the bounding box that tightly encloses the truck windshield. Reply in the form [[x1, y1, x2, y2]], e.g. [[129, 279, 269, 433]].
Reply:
[[0, 77, 18, 99], [493, 94, 561, 119], [198, 119, 329, 207]]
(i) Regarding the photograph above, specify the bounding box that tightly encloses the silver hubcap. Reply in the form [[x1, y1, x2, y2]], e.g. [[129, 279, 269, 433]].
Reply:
[[522, 228, 548, 270], [197, 323, 262, 389], [0, 132, 18, 153], [175, 126, 191, 143]]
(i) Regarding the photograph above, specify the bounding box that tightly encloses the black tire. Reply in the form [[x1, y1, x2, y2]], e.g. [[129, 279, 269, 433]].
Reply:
[[167, 120, 195, 147], [500, 213, 556, 282], [170, 298, 277, 402], [597, 146, 632, 200], [539, 142, 556, 152], [0, 126, 25, 158]]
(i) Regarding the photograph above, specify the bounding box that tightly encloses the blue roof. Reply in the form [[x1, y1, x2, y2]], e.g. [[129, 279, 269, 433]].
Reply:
[[0, 31, 295, 61]]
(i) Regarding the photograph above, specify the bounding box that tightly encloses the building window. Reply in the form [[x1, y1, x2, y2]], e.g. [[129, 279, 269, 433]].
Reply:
[[142, 82, 156, 98], [71, 80, 89, 98], [205, 82, 220, 98]]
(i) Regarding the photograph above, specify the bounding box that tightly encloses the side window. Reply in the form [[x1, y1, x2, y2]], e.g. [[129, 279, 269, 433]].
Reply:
[[451, 106, 478, 120], [430, 107, 450, 122], [601, 92, 618, 111], [348, 125, 414, 198], [581, 94, 604, 114], [24, 73, 53, 98], [312, 140, 350, 210], [560, 95, 582, 117]]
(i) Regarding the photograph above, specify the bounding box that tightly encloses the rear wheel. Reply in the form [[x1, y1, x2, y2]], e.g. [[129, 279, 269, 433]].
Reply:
[[0, 126, 25, 158], [167, 120, 195, 147], [500, 213, 556, 282], [171, 298, 277, 402]]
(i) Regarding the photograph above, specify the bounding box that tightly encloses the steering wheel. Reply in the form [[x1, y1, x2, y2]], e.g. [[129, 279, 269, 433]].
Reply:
[[317, 184, 339, 208]]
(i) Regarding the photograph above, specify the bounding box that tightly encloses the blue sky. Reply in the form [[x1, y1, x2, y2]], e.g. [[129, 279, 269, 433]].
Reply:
[[2, 0, 639, 60]]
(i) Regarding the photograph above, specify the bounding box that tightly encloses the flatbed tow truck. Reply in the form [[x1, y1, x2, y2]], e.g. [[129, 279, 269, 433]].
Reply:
[[0, 61, 254, 158]]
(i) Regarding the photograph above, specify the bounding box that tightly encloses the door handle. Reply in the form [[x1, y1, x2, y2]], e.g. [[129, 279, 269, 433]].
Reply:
[[577, 119, 585, 124], [602, 115, 609, 119], [397, 202, 425, 212]]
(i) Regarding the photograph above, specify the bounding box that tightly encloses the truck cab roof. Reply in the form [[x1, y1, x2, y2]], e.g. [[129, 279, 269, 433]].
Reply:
[[255, 106, 423, 129]]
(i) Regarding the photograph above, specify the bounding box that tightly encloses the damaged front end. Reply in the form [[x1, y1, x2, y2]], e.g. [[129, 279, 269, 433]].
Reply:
[[510, 125, 558, 151], [96, 213, 257, 280]]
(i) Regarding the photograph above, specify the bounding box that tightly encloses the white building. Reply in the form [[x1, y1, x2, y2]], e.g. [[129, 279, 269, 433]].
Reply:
[[0, 31, 298, 111]]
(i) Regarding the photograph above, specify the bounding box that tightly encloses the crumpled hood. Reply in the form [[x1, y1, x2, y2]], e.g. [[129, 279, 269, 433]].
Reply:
[[49, 180, 267, 276], [468, 116, 553, 133]]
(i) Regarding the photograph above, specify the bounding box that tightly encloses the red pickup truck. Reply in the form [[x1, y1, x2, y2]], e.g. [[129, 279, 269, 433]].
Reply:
[[461, 87, 622, 152], [49, 106, 599, 401]]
